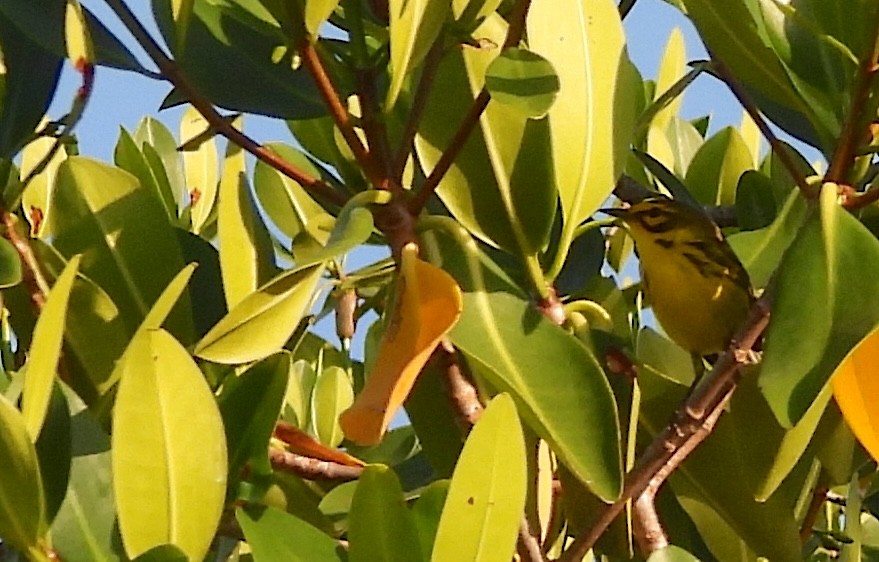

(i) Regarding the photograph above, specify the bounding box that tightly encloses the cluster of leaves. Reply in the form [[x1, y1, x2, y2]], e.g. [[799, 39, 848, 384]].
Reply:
[[1, 0, 879, 561]]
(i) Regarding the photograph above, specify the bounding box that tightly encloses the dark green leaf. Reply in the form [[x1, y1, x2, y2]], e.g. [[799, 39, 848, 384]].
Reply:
[[219, 352, 290, 478], [0, 10, 62, 157], [35, 383, 71, 524], [761, 187, 879, 427], [349, 465, 422, 562], [153, 0, 326, 119]]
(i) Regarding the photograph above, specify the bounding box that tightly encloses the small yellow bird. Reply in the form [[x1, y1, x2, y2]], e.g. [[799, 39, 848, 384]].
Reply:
[[604, 197, 754, 356]]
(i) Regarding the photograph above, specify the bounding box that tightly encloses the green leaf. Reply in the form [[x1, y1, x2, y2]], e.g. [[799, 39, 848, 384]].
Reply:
[[684, 126, 753, 206], [20, 130, 66, 239], [761, 186, 879, 427], [664, 116, 704, 177], [650, 28, 687, 131], [0, 236, 22, 288], [735, 170, 777, 230], [427, 229, 621, 499], [237, 504, 345, 562], [179, 106, 219, 233], [349, 465, 422, 562], [0, 0, 147, 74], [114, 127, 177, 221], [51, 391, 120, 562], [194, 264, 325, 364], [451, 289, 621, 499], [34, 383, 71, 524], [310, 365, 354, 448], [528, 0, 638, 267], [49, 157, 194, 344], [432, 394, 525, 562], [153, 0, 326, 119], [0, 392, 46, 555], [647, 545, 701, 562], [386, 0, 449, 109], [728, 189, 809, 289], [219, 132, 277, 308], [170, 0, 195, 54], [252, 142, 333, 241], [305, 0, 341, 36], [757, 0, 854, 151], [678, 0, 807, 120], [404, 361, 463, 478], [484, 48, 559, 118], [296, 206, 375, 266], [411, 480, 448, 560], [218, 352, 291, 478], [0, 10, 62, 157], [112, 329, 227, 560], [22, 254, 79, 440], [133, 117, 186, 208]]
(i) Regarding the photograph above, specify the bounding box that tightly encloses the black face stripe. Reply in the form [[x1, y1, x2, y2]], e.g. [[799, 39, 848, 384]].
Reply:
[[655, 238, 674, 249], [681, 251, 715, 277]]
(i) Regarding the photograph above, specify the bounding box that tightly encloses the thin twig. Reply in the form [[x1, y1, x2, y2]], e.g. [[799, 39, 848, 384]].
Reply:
[[558, 296, 770, 562], [518, 516, 549, 562], [103, 0, 347, 207], [300, 41, 382, 186], [268, 448, 364, 481], [712, 60, 816, 198], [409, 0, 532, 214], [799, 486, 828, 542], [1, 211, 48, 311], [632, 389, 728, 555], [826, 6, 879, 184]]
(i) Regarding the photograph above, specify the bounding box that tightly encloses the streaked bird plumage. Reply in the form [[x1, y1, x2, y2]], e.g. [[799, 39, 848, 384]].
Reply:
[[605, 197, 754, 355]]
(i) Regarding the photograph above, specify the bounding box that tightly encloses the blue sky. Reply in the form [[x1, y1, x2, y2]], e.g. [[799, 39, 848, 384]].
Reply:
[[58, 1, 744, 161]]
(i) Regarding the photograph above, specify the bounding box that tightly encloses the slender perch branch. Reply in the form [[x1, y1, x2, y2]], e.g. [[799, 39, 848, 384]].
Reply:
[[559, 296, 770, 562], [269, 448, 364, 481]]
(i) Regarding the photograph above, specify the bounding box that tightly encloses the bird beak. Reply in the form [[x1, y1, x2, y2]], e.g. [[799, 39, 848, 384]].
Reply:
[[599, 207, 627, 219]]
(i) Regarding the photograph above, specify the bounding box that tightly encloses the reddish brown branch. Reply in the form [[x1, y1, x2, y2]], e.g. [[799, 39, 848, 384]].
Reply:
[[104, 0, 347, 207], [518, 516, 548, 562], [409, 0, 532, 214], [826, 7, 879, 184], [799, 486, 828, 541], [301, 42, 382, 186], [559, 296, 770, 562], [269, 448, 364, 481], [437, 339, 484, 428], [2, 212, 47, 311], [712, 60, 816, 198]]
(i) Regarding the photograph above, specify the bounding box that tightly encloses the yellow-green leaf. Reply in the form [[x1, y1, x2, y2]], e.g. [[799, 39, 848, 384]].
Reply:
[[180, 106, 218, 234], [0, 393, 46, 556], [64, 0, 94, 66], [22, 254, 80, 440], [527, 0, 638, 270], [194, 264, 325, 364], [432, 394, 526, 562], [386, 0, 449, 109], [310, 365, 354, 448], [112, 329, 226, 560], [171, 0, 194, 54]]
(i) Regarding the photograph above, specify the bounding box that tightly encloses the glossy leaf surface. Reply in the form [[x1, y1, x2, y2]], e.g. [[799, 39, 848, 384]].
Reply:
[[237, 505, 345, 562], [112, 329, 226, 560], [432, 394, 525, 562]]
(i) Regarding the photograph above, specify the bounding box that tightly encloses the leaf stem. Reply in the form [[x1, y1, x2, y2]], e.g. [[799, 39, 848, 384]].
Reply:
[[825, 4, 879, 185], [102, 0, 348, 207]]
